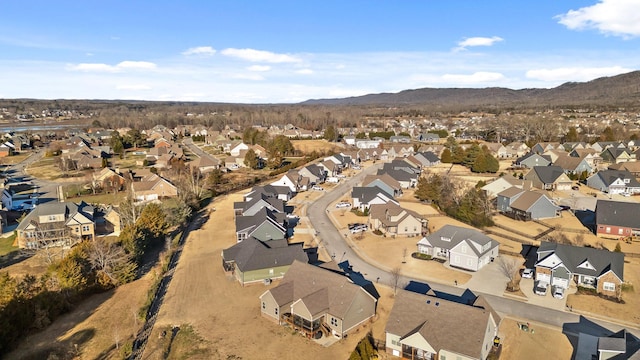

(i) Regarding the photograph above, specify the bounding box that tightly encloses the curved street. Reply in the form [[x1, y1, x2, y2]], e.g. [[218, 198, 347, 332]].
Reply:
[[306, 163, 639, 336]]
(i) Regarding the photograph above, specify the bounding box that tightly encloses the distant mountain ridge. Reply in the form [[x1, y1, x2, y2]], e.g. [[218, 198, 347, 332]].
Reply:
[[301, 70, 640, 108]]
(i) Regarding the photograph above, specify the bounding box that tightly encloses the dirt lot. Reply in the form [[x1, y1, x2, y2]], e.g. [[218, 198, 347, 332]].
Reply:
[[142, 192, 383, 360], [291, 139, 342, 154], [498, 318, 574, 360]]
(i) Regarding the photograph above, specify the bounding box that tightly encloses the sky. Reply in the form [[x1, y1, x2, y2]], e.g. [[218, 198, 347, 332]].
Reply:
[[0, 0, 639, 104]]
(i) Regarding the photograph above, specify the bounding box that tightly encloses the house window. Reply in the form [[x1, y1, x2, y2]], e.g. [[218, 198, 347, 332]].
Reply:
[[48, 215, 56, 221], [275, 308, 279, 315], [75, 227, 79, 232], [461, 245, 467, 253], [603, 282, 616, 291], [606, 227, 611, 233], [404, 227, 408, 232], [82, 225, 90, 232], [454, 256, 460, 264], [262, 302, 266, 310], [618, 228, 624, 235], [467, 259, 473, 266], [331, 317, 338, 326]]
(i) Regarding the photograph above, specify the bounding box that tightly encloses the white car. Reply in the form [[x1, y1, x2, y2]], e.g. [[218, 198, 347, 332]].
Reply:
[[522, 268, 534, 279], [311, 185, 324, 191], [336, 202, 351, 208], [553, 286, 565, 299], [535, 281, 549, 296]]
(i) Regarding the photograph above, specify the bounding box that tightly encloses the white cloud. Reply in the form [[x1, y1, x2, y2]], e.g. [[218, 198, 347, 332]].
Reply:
[[230, 73, 265, 81], [295, 69, 314, 75], [67, 61, 157, 72], [221, 48, 301, 63], [247, 65, 271, 72], [441, 71, 505, 83], [116, 84, 152, 91], [182, 46, 216, 56], [525, 66, 633, 82], [456, 36, 503, 50], [557, 0, 640, 38]]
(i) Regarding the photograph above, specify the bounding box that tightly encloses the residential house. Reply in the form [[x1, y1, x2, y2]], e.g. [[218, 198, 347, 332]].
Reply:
[[418, 133, 440, 143], [587, 169, 640, 195], [298, 164, 327, 186], [362, 174, 403, 198], [483, 142, 508, 158], [601, 147, 635, 164], [385, 290, 500, 360], [95, 206, 122, 236], [351, 186, 397, 211], [569, 148, 603, 169], [92, 167, 126, 192], [505, 142, 530, 158], [416, 225, 499, 272], [271, 170, 301, 193], [230, 142, 250, 157], [16, 201, 96, 249], [244, 185, 293, 203], [235, 207, 287, 243], [130, 175, 178, 202], [259, 260, 377, 339], [2, 182, 38, 211], [369, 202, 427, 237], [534, 241, 624, 296], [189, 155, 221, 174], [496, 188, 559, 220], [481, 174, 532, 199], [531, 142, 561, 154], [575, 329, 640, 360], [222, 238, 308, 286], [552, 153, 593, 176], [609, 161, 640, 178], [513, 152, 552, 168], [378, 160, 420, 189], [524, 166, 572, 191], [595, 200, 640, 238], [234, 192, 286, 217], [355, 139, 383, 149]]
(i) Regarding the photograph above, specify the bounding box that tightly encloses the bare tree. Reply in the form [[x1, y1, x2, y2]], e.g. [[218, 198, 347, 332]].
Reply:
[[119, 191, 142, 226], [497, 257, 522, 291], [25, 222, 73, 265], [390, 267, 402, 295], [87, 238, 134, 286]]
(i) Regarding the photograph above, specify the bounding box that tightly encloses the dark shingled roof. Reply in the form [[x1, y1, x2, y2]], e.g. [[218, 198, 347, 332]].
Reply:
[[537, 241, 624, 280], [531, 165, 566, 184], [222, 238, 307, 272], [596, 199, 640, 230]]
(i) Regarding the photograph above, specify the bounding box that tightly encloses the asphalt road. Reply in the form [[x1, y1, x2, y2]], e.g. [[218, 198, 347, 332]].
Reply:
[[5, 150, 60, 203], [306, 163, 640, 337]]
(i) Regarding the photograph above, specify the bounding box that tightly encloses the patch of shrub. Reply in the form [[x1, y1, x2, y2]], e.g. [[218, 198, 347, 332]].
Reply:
[[412, 252, 431, 260]]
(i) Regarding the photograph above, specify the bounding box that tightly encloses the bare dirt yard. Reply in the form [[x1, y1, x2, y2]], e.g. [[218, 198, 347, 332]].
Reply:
[[498, 318, 574, 360], [142, 192, 388, 360], [291, 139, 342, 154]]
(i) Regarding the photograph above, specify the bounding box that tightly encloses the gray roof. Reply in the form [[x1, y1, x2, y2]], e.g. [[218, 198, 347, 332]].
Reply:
[[385, 290, 497, 359], [537, 241, 624, 280], [17, 201, 95, 231], [352, 186, 393, 203], [509, 191, 556, 212], [593, 170, 640, 188], [419, 225, 499, 256], [222, 238, 307, 272], [596, 200, 640, 229], [235, 207, 286, 234], [531, 165, 567, 184]]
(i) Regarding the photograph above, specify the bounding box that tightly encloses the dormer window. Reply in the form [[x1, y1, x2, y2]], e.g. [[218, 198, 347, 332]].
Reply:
[[441, 237, 451, 242]]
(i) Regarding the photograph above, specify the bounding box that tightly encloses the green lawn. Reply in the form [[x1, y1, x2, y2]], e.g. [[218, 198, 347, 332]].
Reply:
[[0, 233, 18, 256]]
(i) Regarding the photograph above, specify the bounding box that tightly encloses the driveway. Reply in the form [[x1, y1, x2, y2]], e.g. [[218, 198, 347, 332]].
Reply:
[[463, 258, 510, 296], [519, 277, 573, 311]]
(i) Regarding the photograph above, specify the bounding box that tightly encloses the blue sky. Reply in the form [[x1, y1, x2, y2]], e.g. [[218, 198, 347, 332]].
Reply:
[[0, 0, 639, 103]]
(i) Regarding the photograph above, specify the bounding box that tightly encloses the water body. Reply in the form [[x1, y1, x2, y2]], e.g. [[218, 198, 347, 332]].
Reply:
[[0, 123, 82, 132]]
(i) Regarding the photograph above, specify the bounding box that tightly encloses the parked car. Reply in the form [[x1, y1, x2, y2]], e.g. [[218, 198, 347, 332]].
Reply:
[[336, 174, 346, 178], [522, 268, 534, 279], [336, 201, 351, 208], [571, 185, 579, 190], [312, 185, 324, 191], [349, 223, 368, 234], [352, 165, 361, 170], [553, 286, 565, 299], [535, 281, 549, 296]]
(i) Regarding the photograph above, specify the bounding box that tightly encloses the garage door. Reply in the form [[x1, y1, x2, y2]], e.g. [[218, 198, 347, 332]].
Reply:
[[552, 277, 569, 289], [537, 273, 550, 283]]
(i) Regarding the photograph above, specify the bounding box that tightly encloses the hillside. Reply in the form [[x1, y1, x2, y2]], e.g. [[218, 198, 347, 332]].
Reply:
[[301, 70, 640, 108]]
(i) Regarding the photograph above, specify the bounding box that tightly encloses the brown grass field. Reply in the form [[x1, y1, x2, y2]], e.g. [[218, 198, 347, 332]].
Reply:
[[292, 139, 342, 154]]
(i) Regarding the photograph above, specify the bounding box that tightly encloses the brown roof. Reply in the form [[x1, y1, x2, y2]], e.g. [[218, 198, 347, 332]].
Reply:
[[509, 191, 551, 212], [369, 202, 422, 227], [266, 260, 375, 319], [362, 173, 401, 191], [385, 290, 496, 359]]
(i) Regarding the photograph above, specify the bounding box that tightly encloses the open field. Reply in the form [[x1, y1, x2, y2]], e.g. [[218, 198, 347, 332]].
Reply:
[[25, 156, 87, 181], [63, 191, 127, 205], [292, 139, 341, 154], [1, 152, 32, 165], [142, 192, 375, 360]]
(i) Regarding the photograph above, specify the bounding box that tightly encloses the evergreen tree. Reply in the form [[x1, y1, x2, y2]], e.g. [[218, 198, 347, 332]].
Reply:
[[324, 125, 337, 142], [244, 148, 259, 169], [441, 148, 452, 163]]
